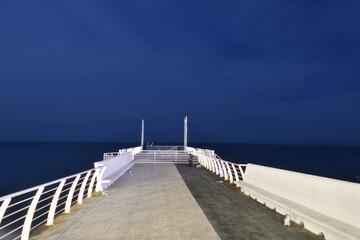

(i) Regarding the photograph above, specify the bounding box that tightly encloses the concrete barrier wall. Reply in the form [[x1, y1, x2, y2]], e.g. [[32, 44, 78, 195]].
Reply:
[[94, 152, 134, 190], [244, 164, 360, 229], [131, 146, 142, 157]]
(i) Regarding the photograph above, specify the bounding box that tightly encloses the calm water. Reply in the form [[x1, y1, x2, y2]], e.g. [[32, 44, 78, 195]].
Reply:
[[0, 142, 137, 196], [0, 142, 359, 196]]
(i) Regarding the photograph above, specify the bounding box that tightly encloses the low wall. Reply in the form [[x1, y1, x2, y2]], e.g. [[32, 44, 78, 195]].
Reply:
[[131, 146, 142, 157], [94, 152, 134, 190], [244, 164, 360, 229]]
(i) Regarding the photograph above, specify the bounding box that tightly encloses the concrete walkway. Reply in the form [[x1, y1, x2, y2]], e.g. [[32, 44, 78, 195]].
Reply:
[[176, 165, 321, 240], [31, 164, 220, 240]]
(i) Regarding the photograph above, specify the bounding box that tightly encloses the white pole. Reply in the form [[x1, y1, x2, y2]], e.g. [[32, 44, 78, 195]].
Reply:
[[141, 119, 144, 150], [47, 180, 66, 225], [22, 187, 44, 240], [184, 116, 188, 151]]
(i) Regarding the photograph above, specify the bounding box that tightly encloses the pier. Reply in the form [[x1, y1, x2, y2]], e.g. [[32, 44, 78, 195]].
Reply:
[[1, 145, 359, 239], [2, 0, 359, 238]]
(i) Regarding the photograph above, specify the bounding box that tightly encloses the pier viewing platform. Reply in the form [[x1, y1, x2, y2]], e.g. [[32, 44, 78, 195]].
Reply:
[[1, 144, 360, 240]]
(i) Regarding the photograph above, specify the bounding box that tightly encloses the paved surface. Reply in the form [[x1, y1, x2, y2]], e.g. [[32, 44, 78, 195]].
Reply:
[[176, 165, 322, 240], [30, 164, 219, 240]]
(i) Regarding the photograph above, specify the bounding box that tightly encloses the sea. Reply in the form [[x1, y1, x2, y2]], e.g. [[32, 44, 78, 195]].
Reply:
[[0, 142, 359, 197]]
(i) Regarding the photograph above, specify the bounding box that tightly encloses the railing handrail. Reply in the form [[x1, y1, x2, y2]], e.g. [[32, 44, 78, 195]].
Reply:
[[0, 146, 143, 240], [103, 147, 141, 160], [0, 168, 96, 202], [0, 167, 105, 240], [144, 145, 184, 151], [138, 150, 187, 152], [189, 147, 247, 182], [167, 146, 179, 151], [150, 145, 182, 147]]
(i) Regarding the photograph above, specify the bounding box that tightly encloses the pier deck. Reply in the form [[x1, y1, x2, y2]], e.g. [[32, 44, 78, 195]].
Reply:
[[30, 164, 219, 240], [176, 165, 320, 240], [30, 164, 320, 240]]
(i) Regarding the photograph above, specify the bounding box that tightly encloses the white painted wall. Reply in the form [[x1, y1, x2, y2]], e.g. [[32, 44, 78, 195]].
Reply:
[[244, 164, 360, 229], [94, 152, 134, 190], [131, 146, 142, 157]]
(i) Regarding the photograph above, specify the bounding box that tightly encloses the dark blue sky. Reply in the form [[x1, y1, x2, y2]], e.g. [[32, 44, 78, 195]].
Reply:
[[0, 1, 359, 144]]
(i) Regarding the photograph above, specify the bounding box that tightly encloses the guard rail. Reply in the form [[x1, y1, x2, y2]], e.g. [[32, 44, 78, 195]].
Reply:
[[0, 167, 105, 240], [190, 148, 247, 183]]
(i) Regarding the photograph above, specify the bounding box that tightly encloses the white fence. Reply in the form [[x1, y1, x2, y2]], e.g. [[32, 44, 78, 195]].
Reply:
[[103, 146, 141, 160], [189, 148, 247, 183], [144, 145, 185, 151], [0, 167, 104, 240], [134, 150, 191, 164], [95, 152, 135, 190]]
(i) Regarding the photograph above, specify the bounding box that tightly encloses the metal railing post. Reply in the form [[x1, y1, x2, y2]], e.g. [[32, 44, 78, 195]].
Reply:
[[78, 171, 91, 204], [46, 179, 66, 225], [21, 187, 44, 240], [64, 175, 80, 213], [87, 171, 97, 198], [207, 155, 213, 171], [0, 198, 11, 226], [212, 156, 217, 173], [217, 159, 224, 177], [238, 164, 245, 180], [224, 162, 232, 183], [232, 163, 239, 182], [218, 160, 223, 177], [210, 156, 215, 172], [222, 161, 228, 180], [205, 153, 210, 169], [219, 160, 225, 177], [214, 158, 219, 174], [205, 155, 209, 168]]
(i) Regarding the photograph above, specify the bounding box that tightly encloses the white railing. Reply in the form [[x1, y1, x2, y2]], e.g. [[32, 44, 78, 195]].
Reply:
[[144, 145, 185, 151], [0, 166, 105, 240], [103, 146, 141, 160], [134, 150, 191, 164], [167, 146, 182, 151], [95, 150, 138, 190], [131, 146, 142, 157], [190, 148, 247, 183]]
